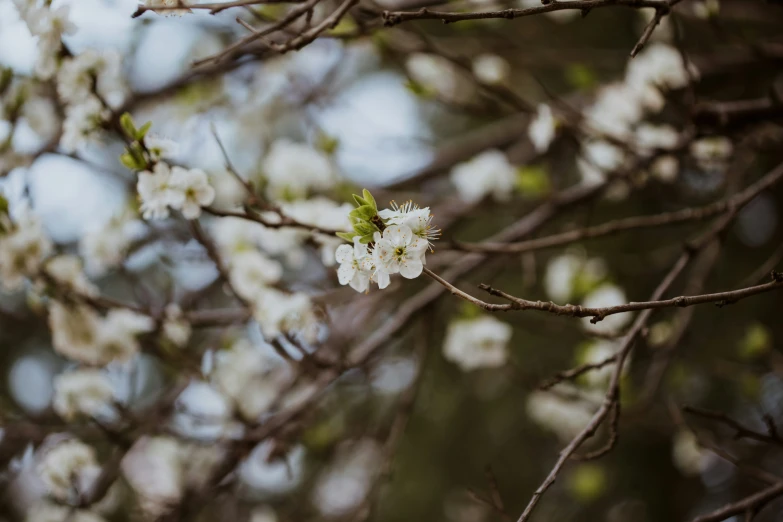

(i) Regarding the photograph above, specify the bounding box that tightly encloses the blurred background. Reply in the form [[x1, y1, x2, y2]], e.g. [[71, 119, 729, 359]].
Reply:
[[1, 0, 783, 521]]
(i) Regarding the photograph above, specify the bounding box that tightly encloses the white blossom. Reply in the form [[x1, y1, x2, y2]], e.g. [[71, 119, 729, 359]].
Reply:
[[526, 384, 600, 442], [543, 250, 607, 303], [529, 104, 557, 153], [262, 139, 335, 201], [37, 439, 101, 503], [44, 255, 98, 297], [651, 155, 679, 183], [443, 315, 512, 371], [61, 96, 109, 153], [335, 237, 373, 292], [405, 53, 472, 102], [172, 381, 239, 441], [634, 124, 679, 156], [144, 134, 179, 161], [57, 50, 126, 109], [121, 436, 184, 516], [378, 201, 440, 248], [169, 166, 215, 219], [372, 224, 427, 280], [450, 150, 516, 203], [79, 214, 143, 276], [137, 162, 184, 220], [0, 208, 53, 292], [578, 140, 626, 186], [472, 54, 510, 85], [13, 2, 75, 80], [690, 136, 732, 170], [239, 440, 305, 495], [312, 439, 381, 517], [626, 43, 697, 92], [581, 283, 633, 335], [228, 249, 283, 302], [162, 304, 191, 348], [254, 289, 318, 343], [25, 502, 106, 522], [672, 430, 712, 476], [582, 83, 647, 139], [52, 369, 115, 421], [577, 339, 626, 387]]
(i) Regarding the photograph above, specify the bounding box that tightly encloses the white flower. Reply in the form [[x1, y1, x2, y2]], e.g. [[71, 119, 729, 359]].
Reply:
[[529, 104, 557, 153], [144, 135, 179, 161], [98, 309, 155, 362], [79, 214, 143, 276], [53, 369, 115, 421], [312, 439, 381, 518], [378, 201, 440, 248], [634, 124, 679, 156], [543, 250, 606, 303], [472, 54, 510, 85], [240, 440, 305, 495], [144, 0, 192, 16], [690, 137, 732, 170], [57, 50, 126, 109], [672, 430, 712, 476], [450, 150, 516, 203], [578, 140, 626, 186], [0, 210, 53, 292], [137, 162, 184, 220], [581, 284, 633, 335], [121, 436, 184, 516], [405, 53, 472, 102], [254, 289, 318, 342], [14, 3, 75, 80], [48, 301, 103, 364], [162, 304, 191, 348], [577, 339, 626, 387], [526, 384, 600, 442], [442, 315, 512, 371], [44, 255, 98, 297], [228, 249, 283, 302], [172, 381, 238, 441], [651, 155, 679, 183], [169, 166, 215, 219], [372, 224, 427, 280], [335, 237, 373, 293], [25, 502, 106, 522], [626, 43, 698, 92], [262, 139, 334, 201], [61, 96, 108, 153], [37, 439, 101, 503], [582, 83, 647, 139]]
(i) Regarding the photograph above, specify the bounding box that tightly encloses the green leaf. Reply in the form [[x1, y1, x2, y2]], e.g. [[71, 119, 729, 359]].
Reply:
[[565, 63, 597, 90], [359, 233, 375, 244], [352, 194, 369, 207], [515, 165, 551, 198], [119, 113, 137, 140], [120, 151, 144, 171], [362, 189, 377, 210], [354, 205, 377, 221], [738, 323, 771, 360], [335, 231, 355, 242], [136, 121, 152, 140], [568, 464, 606, 502], [0, 193, 8, 216], [316, 132, 340, 155], [353, 222, 377, 236], [0, 68, 12, 95]]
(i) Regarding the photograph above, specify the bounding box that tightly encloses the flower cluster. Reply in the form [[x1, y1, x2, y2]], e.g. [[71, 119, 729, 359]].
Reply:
[[12, 0, 76, 79], [137, 162, 215, 220], [334, 190, 439, 292], [0, 200, 53, 292]]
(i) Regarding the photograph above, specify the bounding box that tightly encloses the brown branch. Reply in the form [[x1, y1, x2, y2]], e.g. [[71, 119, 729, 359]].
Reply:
[[132, 0, 304, 18], [691, 482, 783, 522], [454, 161, 783, 254], [538, 354, 618, 390], [383, 0, 677, 27], [683, 406, 783, 447], [203, 206, 344, 236]]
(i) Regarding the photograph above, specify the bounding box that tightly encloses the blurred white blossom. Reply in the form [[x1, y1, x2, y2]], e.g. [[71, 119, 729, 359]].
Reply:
[[262, 139, 335, 201], [581, 284, 633, 335], [312, 439, 381, 517], [450, 150, 516, 203], [53, 369, 115, 421], [472, 54, 510, 85], [37, 439, 101, 503], [443, 315, 511, 371], [529, 104, 557, 153]]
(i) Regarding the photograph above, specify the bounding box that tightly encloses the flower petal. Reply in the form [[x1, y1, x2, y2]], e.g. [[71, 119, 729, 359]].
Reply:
[[399, 258, 423, 279], [337, 263, 357, 285], [375, 269, 391, 289], [335, 244, 354, 264]]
